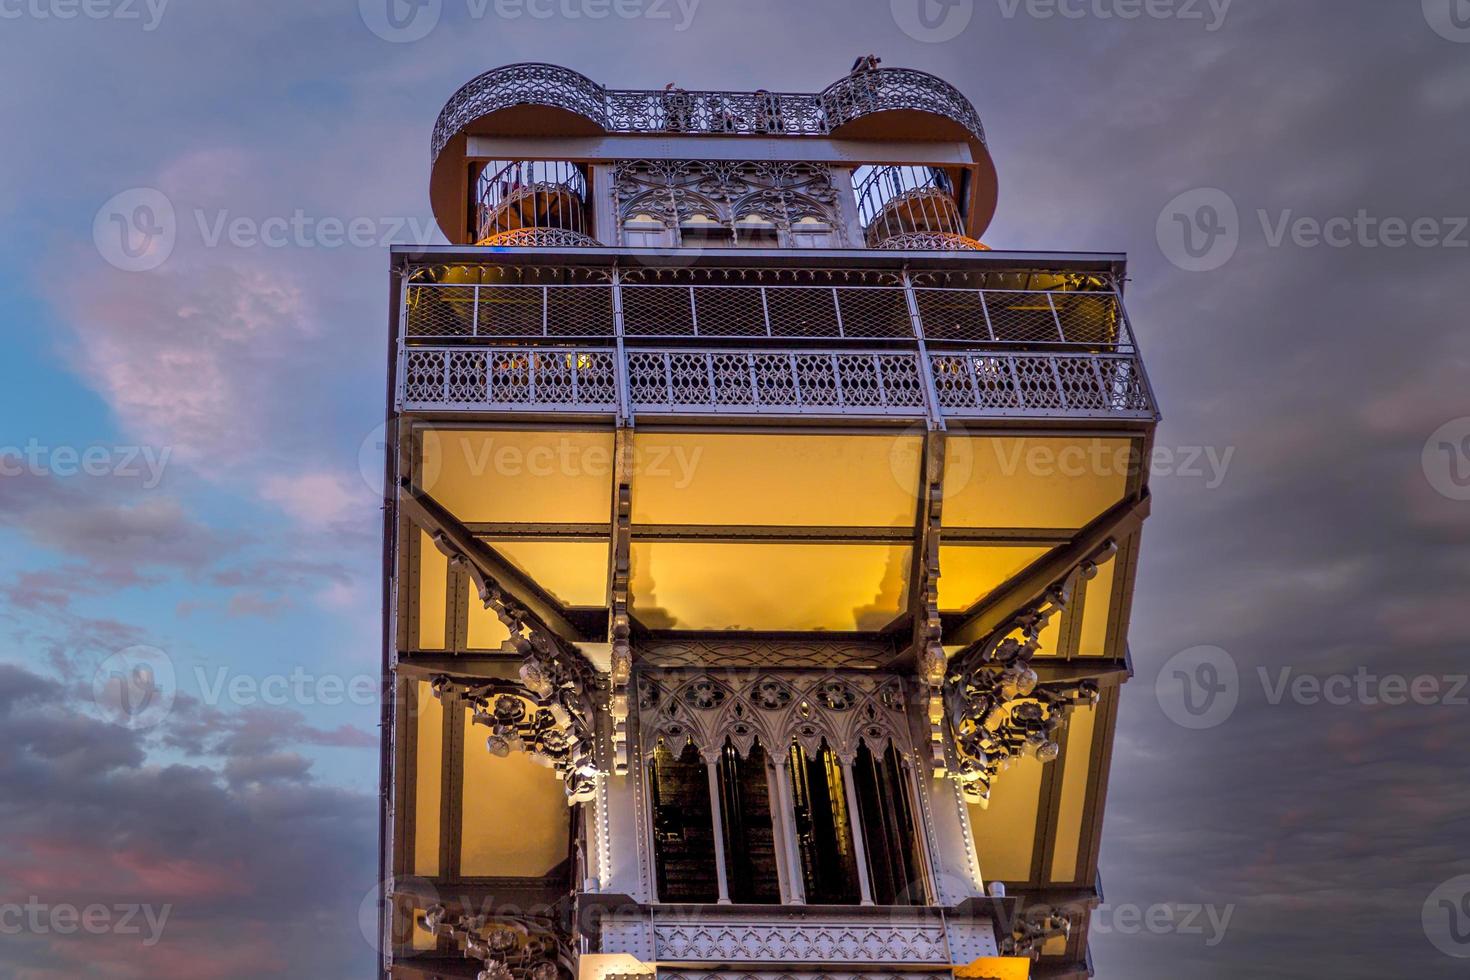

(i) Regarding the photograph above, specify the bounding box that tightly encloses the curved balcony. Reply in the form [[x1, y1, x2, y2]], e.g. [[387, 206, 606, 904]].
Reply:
[[856, 166, 983, 249], [429, 62, 996, 244], [475, 159, 590, 245]]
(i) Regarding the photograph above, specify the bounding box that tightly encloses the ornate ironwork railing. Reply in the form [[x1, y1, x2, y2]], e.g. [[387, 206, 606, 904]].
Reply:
[[399, 344, 1153, 420], [855, 166, 966, 245], [431, 63, 987, 162]]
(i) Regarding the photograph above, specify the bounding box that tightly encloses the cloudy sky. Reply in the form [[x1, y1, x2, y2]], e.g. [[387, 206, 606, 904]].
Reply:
[[0, 0, 1466, 977]]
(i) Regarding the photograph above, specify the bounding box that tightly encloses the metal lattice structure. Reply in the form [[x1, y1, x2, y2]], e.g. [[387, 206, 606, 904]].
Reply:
[[431, 63, 987, 162]]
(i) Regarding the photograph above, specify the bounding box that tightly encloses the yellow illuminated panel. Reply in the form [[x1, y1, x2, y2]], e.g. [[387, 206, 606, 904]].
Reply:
[[969, 754, 1043, 884], [465, 580, 511, 651], [460, 713, 571, 876], [1049, 703, 1097, 883], [411, 909, 438, 951], [938, 545, 1051, 612], [418, 531, 447, 651], [631, 432, 923, 528], [420, 429, 614, 524], [1031, 612, 1062, 659], [491, 539, 610, 607], [1078, 558, 1117, 657], [955, 959, 1030, 980], [943, 437, 1133, 529], [630, 541, 911, 632], [414, 681, 443, 877]]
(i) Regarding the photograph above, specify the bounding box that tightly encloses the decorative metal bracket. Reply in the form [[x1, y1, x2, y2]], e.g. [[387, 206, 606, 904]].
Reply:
[[999, 905, 1072, 960], [418, 906, 572, 980], [432, 669, 599, 806], [942, 542, 1116, 806]]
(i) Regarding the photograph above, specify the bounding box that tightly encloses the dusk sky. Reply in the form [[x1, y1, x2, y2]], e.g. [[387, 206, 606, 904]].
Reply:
[[1, 1, 1467, 977]]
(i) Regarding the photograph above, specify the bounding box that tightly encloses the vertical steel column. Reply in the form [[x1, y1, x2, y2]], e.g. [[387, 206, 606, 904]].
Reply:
[[705, 754, 732, 905], [611, 266, 633, 424], [902, 269, 946, 430], [773, 754, 806, 905]]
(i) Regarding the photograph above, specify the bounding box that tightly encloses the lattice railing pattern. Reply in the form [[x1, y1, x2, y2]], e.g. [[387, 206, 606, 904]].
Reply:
[[431, 63, 986, 162], [401, 345, 1154, 420], [402, 348, 618, 410], [408, 283, 1131, 348]]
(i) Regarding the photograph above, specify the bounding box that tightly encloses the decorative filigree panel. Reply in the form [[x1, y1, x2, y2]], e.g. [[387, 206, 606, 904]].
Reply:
[[613, 160, 844, 247], [637, 671, 914, 765], [431, 64, 987, 162], [637, 638, 902, 670], [652, 919, 949, 963], [479, 228, 602, 249]]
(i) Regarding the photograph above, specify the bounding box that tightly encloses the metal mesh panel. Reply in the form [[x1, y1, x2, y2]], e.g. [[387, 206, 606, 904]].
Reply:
[[1011, 357, 1066, 409], [407, 286, 476, 338], [1055, 358, 1109, 411], [692, 287, 767, 337], [622, 286, 694, 336], [915, 289, 989, 342], [794, 354, 841, 405], [446, 350, 489, 402], [984, 292, 1063, 343], [752, 354, 799, 406], [546, 286, 615, 337], [488, 351, 533, 403], [478, 287, 544, 338], [404, 350, 448, 402], [766, 287, 839, 338], [875, 355, 927, 407], [1097, 357, 1152, 412], [1052, 293, 1124, 346], [836, 288, 912, 338]]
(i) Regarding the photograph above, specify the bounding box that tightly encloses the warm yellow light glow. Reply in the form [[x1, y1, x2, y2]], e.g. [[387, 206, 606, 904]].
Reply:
[[630, 541, 911, 631], [631, 432, 922, 528], [969, 753, 1043, 884], [1078, 556, 1117, 657], [491, 539, 610, 606], [414, 681, 443, 877], [938, 545, 1051, 612], [465, 580, 511, 651], [943, 437, 1134, 529], [418, 531, 447, 651], [420, 429, 615, 524], [955, 958, 1030, 980], [1050, 703, 1097, 883], [460, 712, 571, 877]]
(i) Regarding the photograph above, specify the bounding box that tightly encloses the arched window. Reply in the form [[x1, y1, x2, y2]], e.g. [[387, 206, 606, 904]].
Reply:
[[790, 215, 836, 249], [679, 213, 734, 248], [734, 213, 781, 249], [623, 213, 672, 248]]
